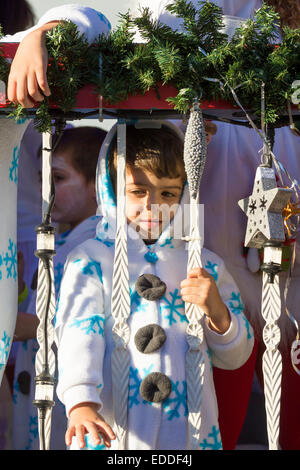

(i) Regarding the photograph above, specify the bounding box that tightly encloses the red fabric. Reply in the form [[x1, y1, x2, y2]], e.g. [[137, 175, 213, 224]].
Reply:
[[213, 338, 258, 450]]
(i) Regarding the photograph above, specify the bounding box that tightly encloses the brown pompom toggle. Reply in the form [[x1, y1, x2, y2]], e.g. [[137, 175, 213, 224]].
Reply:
[[134, 324, 167, 354], [140, 372, 172, 403], [135, 274, 167, 301], [17, 370, 31, 395]]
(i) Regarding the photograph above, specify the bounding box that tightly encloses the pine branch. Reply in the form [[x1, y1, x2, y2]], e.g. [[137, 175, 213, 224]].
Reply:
[[0, 0, 298, 128]]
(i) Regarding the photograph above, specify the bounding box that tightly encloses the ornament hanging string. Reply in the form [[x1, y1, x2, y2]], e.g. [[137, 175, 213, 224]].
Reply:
[[203, 65, 300, 374]]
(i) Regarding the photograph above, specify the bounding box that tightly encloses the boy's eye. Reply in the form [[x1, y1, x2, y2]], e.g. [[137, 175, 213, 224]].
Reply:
[[162, 191, 176, 198], [129, 190, 146, 196], [53, 174, 65, 182]]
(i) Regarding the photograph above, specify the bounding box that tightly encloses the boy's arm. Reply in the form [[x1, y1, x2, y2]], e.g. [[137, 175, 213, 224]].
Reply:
[[54, 245, 106, 421], [181, 257, 254, 370], [202, 258, 255, 370], [4, 5, 111, 107]]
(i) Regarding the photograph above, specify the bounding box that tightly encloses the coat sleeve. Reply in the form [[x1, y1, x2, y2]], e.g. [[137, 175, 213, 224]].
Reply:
[[203, 257, 255, 370], [54, 245, 106, 417], [1, 4, 111, 44]]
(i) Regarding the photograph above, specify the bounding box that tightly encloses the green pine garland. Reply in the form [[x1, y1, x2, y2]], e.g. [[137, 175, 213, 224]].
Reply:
[[0, 0, 299, 132]]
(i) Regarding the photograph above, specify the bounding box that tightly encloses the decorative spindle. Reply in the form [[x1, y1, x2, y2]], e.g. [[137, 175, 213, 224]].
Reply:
[[261, 270, 282, 449], [33, 131, 57, 450], [183, 100, 207, 450], [110, 121, 131, 450]]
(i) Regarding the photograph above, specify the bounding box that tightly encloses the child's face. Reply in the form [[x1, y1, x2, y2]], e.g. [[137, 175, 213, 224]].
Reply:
[[45, 152, 96, 229], [125, 166, 184, 243]]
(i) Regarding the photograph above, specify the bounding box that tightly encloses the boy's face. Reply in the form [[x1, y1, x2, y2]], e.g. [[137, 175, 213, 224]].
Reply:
[[125, 166, 184, 243], [40, 151, 96, 229]]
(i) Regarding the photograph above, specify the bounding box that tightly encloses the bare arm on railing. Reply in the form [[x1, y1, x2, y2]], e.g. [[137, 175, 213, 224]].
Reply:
[[7, 22, 58, 108]]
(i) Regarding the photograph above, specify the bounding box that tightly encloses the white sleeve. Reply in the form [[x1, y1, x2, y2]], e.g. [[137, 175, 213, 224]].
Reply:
[[203, 258, 254, 370], [54, 246, 106, 417], [1, 4, 111, 44]]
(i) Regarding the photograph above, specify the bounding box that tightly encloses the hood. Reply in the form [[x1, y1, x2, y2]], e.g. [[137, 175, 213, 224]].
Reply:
[[95, 120, 193, 250]]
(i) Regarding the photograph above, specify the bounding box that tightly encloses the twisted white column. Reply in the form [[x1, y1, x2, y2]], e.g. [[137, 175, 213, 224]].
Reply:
[[261, 271, 282, 450], [185, 196, 205, 450], [110, 122, 131, 450], [34, 132, 56, 450]]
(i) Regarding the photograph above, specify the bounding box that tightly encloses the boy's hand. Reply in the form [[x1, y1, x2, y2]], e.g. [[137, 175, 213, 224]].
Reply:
[[180, 267, 231, 334], [66, 402, 116, 449], [7, 22, 59, 108]]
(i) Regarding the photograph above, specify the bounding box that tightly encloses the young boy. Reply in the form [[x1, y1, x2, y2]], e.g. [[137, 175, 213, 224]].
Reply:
[[55, 122, 254, 450], [12, 126, 106, 450]]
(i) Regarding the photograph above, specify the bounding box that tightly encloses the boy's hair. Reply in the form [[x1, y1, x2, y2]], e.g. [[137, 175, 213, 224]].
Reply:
[[204, 120, 217, 136], [108, 125, 186, 188], [0, 0, 35, 35], [47, 126, 106, 183]]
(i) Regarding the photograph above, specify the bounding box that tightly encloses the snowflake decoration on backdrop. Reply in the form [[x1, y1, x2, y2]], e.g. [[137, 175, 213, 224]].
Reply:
[[3, 238, 17, 281], [161, 289, 187, 325], [0, 255, 2, 280], [0, 331, 11, 370], [199, 425, 222, 450], [25, 415, 39, 450], [9, 146, 20, 184]]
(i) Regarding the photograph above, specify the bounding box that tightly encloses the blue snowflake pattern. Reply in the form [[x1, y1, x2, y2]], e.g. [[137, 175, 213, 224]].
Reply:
[[128, 367, 142, 408], [55, 230, 71, 248], [162, 380, 188, 421], [199, 425, 222, 450], [54, 261, 64, 294], [243, 316, 253, 339], [16, 117, 28, 125], [25, 415, 39, 450], [144, 251, 158, 264], [206, 348, 212, 371], [3, 238, 17, 281], [0, 331, 11, 370], [85, 434, 106, 450], [12, 378, 19, 405], [128, 365, 154, 408], [204, 261, 218, 281], [160, 237, 174, 248], [228, 292, 244, 315], [128, 367, 187, 420], [101, 166, 117, 210], [73, 258, 103, 283], [70, 315, 105, 337], [161, 289, 187, 325], [9, 145, 20, 183], [130, 288, 147, 314], [95, 235, 114, 247]]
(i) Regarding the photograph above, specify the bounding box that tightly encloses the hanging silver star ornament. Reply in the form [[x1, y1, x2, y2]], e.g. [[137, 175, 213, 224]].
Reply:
[[238, 165, 292, 249]]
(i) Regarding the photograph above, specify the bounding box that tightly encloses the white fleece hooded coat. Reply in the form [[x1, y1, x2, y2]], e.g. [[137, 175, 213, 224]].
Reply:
[[54, 121, 254, 451]]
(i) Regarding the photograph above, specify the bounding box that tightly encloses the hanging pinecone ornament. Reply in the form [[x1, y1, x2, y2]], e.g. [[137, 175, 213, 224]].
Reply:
[[183, 100, 208, 449], [183, 101, 207, 200]]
